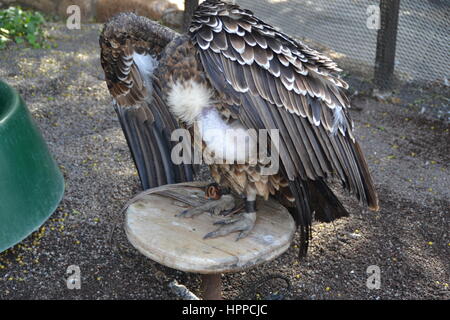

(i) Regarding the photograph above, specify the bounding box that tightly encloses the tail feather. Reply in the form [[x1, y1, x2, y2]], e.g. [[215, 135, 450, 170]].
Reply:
[[286, 178, 312, 258], [353, 141, 379, 211], [307, 179, 349, 222], [280, 177, 350, 258]]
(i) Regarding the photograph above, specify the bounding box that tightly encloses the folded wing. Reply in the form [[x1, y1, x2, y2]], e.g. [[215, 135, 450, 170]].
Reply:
[[190, 1, 378, 209], [100, 14, 193, 189]]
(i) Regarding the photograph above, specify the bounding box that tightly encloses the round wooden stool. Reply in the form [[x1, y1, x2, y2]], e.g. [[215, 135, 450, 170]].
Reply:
[[124, 182, 296, 300]]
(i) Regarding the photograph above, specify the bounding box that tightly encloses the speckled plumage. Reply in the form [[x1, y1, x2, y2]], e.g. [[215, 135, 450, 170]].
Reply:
[[155, 36, 289, 203], [100, 1, 379, 255]]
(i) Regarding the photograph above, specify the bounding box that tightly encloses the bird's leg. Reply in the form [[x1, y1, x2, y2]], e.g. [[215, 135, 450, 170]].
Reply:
[[176, 193, 235, 218], [203, 191, 257, 241]]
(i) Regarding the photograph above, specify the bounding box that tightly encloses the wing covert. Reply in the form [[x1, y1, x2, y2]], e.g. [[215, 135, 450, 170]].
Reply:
[[190, 0, 378, 210]]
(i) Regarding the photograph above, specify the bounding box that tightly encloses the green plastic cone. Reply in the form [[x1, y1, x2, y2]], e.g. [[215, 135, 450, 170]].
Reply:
[[0, 80, 64, 252]]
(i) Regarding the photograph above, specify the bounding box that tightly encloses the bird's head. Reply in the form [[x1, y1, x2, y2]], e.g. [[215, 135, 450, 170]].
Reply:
[[205, 183, 231, 200]]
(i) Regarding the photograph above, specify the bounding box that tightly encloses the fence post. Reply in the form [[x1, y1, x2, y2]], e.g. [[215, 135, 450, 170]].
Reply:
[[183, 0, 199, 32], [374, 0, 401, 90]]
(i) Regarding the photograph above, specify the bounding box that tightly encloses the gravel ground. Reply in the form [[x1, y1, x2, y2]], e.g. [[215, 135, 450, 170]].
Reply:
[[0, 23, 448, 300]]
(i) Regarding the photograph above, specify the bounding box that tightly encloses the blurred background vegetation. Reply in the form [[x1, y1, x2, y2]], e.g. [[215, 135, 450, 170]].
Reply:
[[0, 6, 48, 49]]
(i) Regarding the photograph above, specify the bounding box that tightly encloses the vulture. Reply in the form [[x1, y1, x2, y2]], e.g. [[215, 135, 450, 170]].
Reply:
[[99, 0, 379, 256]]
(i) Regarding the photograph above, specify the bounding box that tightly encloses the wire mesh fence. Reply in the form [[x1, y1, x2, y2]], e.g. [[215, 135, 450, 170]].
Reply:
[[235, 0, 450, 85]]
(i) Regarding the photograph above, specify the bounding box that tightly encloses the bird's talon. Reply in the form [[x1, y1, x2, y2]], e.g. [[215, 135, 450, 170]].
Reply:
[[176, 209, 197, 218], [177, 194, 235, 219], [219, 208, 235, 216], [175, 211, 183, 217], [213, 217, 239, 225], [203, 231, 216, 240], [235, 231, 247, 241], [203, 211, 256, 240]]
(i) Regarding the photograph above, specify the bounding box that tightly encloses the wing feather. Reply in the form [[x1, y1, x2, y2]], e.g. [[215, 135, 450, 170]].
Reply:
[[100, 14, 194, 190], [190, 1, 379, 212]]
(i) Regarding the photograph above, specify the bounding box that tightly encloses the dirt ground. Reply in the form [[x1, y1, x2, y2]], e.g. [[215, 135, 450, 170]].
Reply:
[[0, 23, 448, 300]]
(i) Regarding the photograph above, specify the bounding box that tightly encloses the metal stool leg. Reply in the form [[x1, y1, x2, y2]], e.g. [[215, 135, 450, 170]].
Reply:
[[201, 274, 222, 300]]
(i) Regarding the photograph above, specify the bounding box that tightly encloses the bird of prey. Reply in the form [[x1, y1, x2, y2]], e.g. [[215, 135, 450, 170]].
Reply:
[[99, 0, 379, 256]]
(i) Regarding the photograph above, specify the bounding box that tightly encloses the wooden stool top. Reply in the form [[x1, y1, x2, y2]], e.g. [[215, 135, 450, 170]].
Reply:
[[125, 182, 296, 274]]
